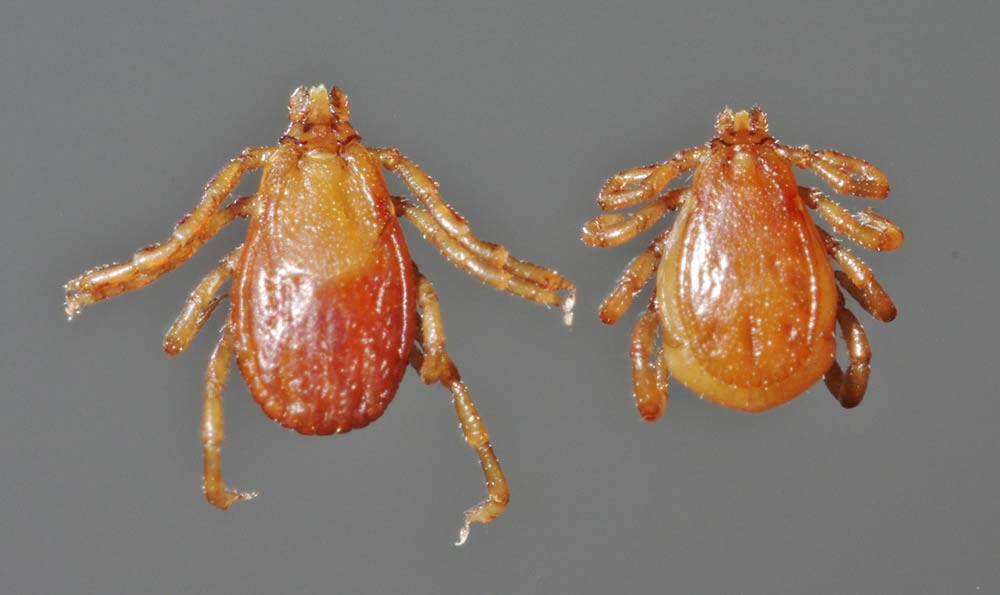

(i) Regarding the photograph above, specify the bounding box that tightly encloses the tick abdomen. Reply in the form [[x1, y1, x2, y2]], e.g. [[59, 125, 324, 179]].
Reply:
[[233, 143, 416, 435], [658, 145, 838, 410]]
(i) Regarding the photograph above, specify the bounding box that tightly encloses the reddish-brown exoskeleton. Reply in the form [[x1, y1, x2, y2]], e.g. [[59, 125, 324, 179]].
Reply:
[[65, 85, 574, 544], [582, 107, 902, 419]]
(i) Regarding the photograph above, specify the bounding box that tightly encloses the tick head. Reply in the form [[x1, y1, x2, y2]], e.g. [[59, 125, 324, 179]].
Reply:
[[714, 106, 771, 145], [286, 84, 357, 143]]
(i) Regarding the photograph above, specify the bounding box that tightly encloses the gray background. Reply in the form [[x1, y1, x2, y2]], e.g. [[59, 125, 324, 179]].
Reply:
[[2, 1, 997, 593]]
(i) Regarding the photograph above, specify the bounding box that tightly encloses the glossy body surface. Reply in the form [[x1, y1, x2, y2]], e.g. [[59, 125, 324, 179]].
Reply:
[[65, 85, 574, 544], [234, 139, 415, 435], [657, 140, 837, 411], [583, 108, 902, 418]]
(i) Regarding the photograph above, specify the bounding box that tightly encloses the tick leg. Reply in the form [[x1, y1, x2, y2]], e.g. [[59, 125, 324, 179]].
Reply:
[[598, 147, 707, 211], [599, 228, 670, 325], [817, 228, 897, 322], [372, 147, 472, 238], [392, 195, 576, 325], [779, 145, 890, 199], [163, 245, 244, 356], [65, 149, 273, 319], [413, 266, 451, 384], [408, 280, 508, 545], [800, 187, 903, 252], [582, 187, 686, 248], [630, 299, 668, 421], [202, 322, 256, 509], [374, 147, 574, 317], [824, 296, 871, 409]]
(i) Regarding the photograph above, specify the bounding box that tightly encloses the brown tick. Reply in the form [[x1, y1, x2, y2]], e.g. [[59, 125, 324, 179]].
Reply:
[[582, 107, 902, 419], [65, 85, 575, 544]]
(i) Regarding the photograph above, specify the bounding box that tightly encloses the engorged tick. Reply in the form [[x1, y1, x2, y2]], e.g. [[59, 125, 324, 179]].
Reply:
[[65, 85, 575, 544], [582, 107, 902, 419]]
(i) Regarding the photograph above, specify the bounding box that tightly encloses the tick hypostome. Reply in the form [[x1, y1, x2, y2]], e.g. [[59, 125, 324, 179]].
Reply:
[[65, 85, 575, 545], [582, 107, 902, 420]]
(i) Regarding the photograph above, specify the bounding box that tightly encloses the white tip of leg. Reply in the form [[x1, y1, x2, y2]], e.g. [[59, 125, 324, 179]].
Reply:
[[562, 292, 576, 327], [455, 521, 471, 546]]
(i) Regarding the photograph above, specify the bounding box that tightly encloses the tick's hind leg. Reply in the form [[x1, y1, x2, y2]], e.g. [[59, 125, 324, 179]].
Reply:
[[412, 267, 450, 384], [630, 298, 669, 421], [409, 271, 508, 545], [201, 322, 256, 509], [64, 147, 270, 319], [824, 295, 872, 409]]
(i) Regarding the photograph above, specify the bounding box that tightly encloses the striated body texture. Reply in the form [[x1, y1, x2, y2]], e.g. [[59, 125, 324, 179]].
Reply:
[[64, 83, 575, 542], [233, 142, 416, 435], [657, 144, 837, 411]]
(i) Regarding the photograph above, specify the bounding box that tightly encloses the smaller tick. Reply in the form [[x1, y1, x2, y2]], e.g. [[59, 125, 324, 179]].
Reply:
[[66, 85, 575, 544], [582, 107, 902, 418]]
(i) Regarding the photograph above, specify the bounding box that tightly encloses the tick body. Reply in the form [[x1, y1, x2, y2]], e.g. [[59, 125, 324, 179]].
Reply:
[[583, 108, 902, 418], [234, 138, 416, 434], [66, 85, 574, 544]]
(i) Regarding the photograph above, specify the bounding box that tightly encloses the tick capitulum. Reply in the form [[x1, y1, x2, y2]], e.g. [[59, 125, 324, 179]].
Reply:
[[65, 85, 575, 544], [582, 107, 902, 419]]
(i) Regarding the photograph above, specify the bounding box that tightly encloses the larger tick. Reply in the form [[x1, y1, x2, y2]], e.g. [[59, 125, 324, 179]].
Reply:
[[65, 85, 574, 544], [582, 107, 902, 419]]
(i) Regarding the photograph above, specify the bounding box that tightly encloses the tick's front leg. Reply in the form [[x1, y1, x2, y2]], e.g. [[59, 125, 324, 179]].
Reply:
[[409, 272, 508, 545], [65, 150, 272, 319], [598, 147, 707, 211], [780, 146, 890, 199], [201, 322, 256, 509]]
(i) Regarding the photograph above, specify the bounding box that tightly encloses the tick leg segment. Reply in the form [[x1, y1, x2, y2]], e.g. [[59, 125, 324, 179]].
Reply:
[[391, 195, 575, 325], [824, 295, 871, 409], [582, 187, 686, 248], [202, 322, 256, 509], [799, 187, 903, 252], [779, 146, 890, 199], [598, 147, 707, 211], [163, 245, 244, 356], [630, 299, 669, 421], [817, 228, 897, 322], [374, 147, 575, 319], [65, 149, 273, 319], [373, 147, 470, 238], [413, 267, 451, 384], [599, 228, 671, 325], [409, 276, 508, 545]]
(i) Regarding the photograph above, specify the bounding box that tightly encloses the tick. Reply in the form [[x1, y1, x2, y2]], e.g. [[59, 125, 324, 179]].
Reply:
[[65, 85, 575, 544], [582, 107, 902, 419]]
